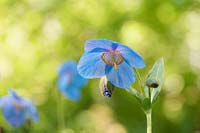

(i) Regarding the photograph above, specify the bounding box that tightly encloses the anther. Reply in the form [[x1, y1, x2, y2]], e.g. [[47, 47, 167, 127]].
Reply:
[[101, 51, 123, 70]]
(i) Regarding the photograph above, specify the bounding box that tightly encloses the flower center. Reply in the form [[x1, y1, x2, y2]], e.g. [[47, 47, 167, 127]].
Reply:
[[13, 101, 25, 110], [101, 50, 124, 70]]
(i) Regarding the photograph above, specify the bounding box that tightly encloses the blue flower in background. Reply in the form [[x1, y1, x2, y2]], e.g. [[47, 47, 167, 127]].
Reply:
[[77, 39, 145, 88], [57, 61, 87, 101], [0, 89, 39, 127]]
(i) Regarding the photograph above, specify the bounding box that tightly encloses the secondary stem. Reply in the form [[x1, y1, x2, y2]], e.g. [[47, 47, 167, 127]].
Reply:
[[146, 110, 152, 133]]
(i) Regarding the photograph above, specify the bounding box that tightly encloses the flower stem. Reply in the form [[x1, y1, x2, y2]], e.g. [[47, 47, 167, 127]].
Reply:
[[146, 87, 152, 133], [60, 96, 65, 129], [56, 88, 65, 130], [146, 110, 152, 133]]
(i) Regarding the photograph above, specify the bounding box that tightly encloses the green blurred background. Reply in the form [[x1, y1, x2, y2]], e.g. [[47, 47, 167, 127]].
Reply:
[[0, 0, 200, 132]]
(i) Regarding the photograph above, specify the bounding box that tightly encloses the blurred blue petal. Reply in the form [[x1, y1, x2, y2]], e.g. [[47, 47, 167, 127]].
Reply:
[[0, 89, 39, 127], [58, 75, 83, 100], [57, 61, 87, 101], [62, 87, 81, 101], [27, 101, 39, 122], [57, 75, 71, 92], [8, 89, 21, 100], [77, 52, 106, 78], [58, 61, 77, 77], [73, 74, 87, 88], [2, 99, 26, 127], [106, 62, 135, 88]]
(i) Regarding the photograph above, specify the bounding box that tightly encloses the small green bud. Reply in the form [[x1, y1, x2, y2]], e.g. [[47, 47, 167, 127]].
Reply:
[[145, 79, 159, 88], [99, 76, 115, 98]]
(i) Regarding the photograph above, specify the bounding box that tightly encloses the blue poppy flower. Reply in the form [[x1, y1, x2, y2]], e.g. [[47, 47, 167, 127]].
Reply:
[[57, 61, 87, 101], [0, 89, 39, 127], [77, 39, 145, 88]]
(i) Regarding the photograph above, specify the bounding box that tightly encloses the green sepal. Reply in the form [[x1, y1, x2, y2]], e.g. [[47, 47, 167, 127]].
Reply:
[[143, 86, 149, 98], [145, 58, 164, 104], [142, 98, 151, 111], [127, 87, 144, 104]]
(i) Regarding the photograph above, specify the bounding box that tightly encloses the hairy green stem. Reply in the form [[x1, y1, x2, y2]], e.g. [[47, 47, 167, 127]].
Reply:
[[146, 87, 152, 133], [146, 110, 152, 133]]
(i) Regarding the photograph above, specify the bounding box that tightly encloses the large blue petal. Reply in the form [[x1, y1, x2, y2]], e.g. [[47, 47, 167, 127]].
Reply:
[[77, 52, 106, 78], [85, 39, 118, 52], [116, 43, 145, 68], [105, 62, 135, 88]]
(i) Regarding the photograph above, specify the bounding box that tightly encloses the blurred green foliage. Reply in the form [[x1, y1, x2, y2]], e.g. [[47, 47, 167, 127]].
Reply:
[[0, 0, 200, 132]]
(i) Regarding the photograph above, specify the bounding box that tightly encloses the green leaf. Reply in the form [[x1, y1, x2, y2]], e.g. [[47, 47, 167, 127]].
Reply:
[[145, 58, 164, 104]]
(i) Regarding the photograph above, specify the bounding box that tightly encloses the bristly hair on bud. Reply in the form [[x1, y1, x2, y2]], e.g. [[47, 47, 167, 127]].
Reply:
[[99, 76, 115, 98]]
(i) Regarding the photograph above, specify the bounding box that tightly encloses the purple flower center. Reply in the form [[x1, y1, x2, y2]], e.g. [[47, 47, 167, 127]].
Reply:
[[101, 50, 124, 70]]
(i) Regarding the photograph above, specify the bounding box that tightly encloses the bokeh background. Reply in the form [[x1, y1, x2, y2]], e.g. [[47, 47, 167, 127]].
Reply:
[[0, 0, 200, 132]]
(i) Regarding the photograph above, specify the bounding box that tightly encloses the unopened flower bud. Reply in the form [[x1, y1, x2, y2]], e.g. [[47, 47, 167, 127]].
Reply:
[[99, 76, 115, 98], [145, 79, 159, 88]]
